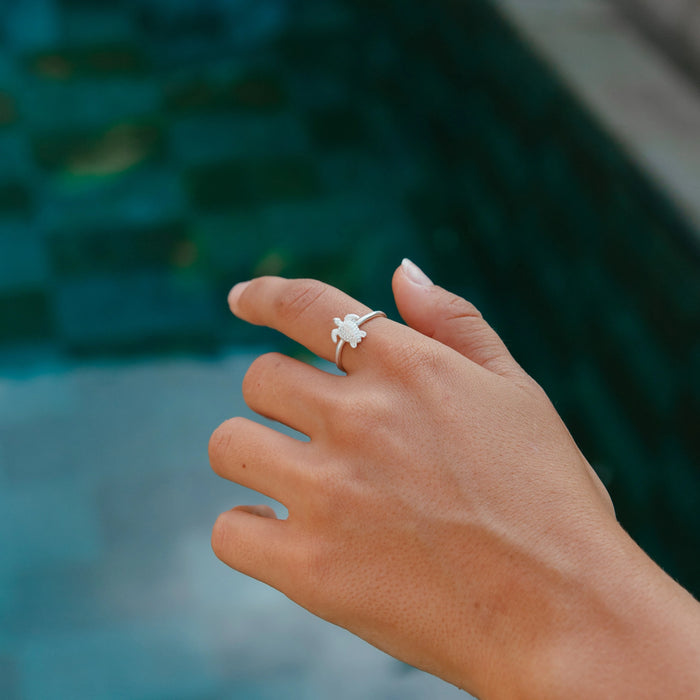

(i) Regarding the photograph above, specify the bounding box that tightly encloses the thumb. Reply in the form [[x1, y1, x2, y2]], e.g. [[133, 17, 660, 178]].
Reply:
[[392, 259, 525, 380]]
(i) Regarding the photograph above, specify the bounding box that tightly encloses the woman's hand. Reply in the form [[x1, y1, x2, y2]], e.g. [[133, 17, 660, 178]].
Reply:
[[209, 260, 700, 699]]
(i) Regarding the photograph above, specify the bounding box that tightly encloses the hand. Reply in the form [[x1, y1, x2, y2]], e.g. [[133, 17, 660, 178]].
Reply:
[[209, 261, 700, 699]]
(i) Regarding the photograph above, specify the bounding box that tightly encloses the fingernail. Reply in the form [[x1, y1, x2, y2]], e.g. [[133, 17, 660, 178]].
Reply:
[[401, 258, 432, 286], [228, 281, 250, 310]]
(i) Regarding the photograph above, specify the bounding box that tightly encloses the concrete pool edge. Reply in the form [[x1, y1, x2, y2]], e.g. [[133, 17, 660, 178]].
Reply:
[[492, 0, 700, 240]]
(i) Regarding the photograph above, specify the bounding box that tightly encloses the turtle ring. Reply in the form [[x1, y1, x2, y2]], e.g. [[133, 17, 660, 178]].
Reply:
[[331, 311, 386, 372]]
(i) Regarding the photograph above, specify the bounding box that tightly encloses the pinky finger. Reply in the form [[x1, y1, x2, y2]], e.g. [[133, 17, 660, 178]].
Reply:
[[211, 507, 290, 588]]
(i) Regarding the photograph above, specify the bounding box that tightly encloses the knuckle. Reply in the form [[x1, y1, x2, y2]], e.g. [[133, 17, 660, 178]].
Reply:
[[387, 341, 445, 381], [274, 279, 329, 324], [330, 390, 391, 441], [445, 294, 483, 321], [241, 352, 284, 403], [312, 471, 344, 516]]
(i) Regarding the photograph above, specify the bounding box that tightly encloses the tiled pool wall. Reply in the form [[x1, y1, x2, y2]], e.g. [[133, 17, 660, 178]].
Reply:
[[0, 0, 698, 594], [357, 0, 700, 594]]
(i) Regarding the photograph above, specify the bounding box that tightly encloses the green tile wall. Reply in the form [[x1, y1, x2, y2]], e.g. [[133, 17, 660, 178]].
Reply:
[[0, 0, 698, 597]]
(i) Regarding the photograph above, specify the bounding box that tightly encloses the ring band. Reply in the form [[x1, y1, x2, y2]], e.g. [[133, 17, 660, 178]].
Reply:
[[331, 310, 387, 372]]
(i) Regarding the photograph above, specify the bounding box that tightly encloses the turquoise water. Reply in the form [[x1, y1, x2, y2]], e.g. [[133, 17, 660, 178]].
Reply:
[[1, 0, 699, 697], [0, 353, 467, 699]]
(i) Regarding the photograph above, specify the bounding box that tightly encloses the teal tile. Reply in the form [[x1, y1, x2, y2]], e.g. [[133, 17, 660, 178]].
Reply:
[[27, 43, 149, 80], [0, 226, 48, 292], [0, 182, 31, 216], [0, 131, 33, 178], [52, 270, 217, 351], [170, 114, 256, 165], [186, 159, 257, 212], [48, 220, 189, 276], [61, 7, 136, 44], [0, 91, 18, 128], [194, 212, 268, 278], [308, 105, 368, 149], [0, 290, 52, 342], [250, 155, 323, 200], [276, 27, 357, 66], [187, 155, 322, 212], [163, 77, 230, 114], [3, 0, 61, 52], [228, 71, 288, 112], [170, 112, 307, 165], [32, 120, 165, 174], [22, 78, 161, 131], [42, 166, 186, 232]]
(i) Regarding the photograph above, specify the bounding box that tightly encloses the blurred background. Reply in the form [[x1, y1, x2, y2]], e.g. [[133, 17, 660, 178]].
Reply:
[[1, 0, 699, 698]]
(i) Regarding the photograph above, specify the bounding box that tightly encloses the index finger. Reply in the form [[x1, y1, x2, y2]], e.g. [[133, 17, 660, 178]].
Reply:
[[228, 276, 394, 372]]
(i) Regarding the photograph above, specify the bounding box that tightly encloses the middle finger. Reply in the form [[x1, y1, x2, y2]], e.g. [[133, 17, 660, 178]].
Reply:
[[242, 352, 340, 437]]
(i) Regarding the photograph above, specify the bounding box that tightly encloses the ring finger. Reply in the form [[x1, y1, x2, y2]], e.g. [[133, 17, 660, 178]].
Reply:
[[209, 416, 310, 505]]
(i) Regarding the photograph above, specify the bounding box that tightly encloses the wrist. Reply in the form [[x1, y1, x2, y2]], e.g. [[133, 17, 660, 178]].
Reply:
[[520, 523, 700, 700]]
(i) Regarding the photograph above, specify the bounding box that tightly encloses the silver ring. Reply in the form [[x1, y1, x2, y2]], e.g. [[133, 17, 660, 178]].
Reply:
[[331, 310, 387, 372]]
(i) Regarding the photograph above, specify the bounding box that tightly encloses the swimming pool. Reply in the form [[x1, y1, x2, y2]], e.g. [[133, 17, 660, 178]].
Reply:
[[1, 0, 699, 697], [0, 352, 469, 698]]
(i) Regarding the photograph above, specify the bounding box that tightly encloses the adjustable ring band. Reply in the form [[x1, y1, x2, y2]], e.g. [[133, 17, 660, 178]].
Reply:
[[331, 310, 387, 372]]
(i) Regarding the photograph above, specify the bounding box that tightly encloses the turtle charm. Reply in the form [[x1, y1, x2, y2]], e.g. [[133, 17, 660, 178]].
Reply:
[[332, 314, 367, 348]]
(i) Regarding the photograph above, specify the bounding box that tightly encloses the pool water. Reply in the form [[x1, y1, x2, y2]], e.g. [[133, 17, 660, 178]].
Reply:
[[1, 0, 699, 697], [0, 352, 468, 698]]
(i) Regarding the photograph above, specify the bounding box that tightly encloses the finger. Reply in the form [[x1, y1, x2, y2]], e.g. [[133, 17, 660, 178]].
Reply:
[[232, 504, 278, 519], [209, 416, 309, 504], [392, 259, 526, 380], [228, 276, 395, 373], [212, 507, 290, 588], [242, 352, 340, 436]]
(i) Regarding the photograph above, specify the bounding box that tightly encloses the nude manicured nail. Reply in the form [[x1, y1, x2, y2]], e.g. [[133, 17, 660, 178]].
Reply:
[[228, 281, 250, 309], [401, 258, 432, 286]]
